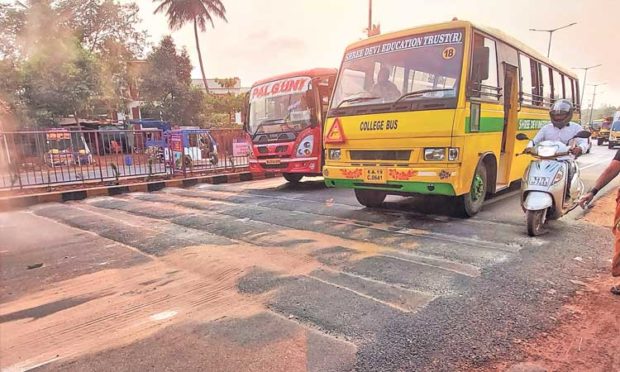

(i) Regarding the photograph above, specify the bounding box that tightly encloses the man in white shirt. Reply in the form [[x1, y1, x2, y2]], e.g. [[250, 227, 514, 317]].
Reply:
[[526, 99, 587, 199], [527, 99, 588, 155]]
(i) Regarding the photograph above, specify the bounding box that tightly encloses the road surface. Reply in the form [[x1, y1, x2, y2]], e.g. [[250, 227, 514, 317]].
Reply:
[[0, 145, 616, 372]]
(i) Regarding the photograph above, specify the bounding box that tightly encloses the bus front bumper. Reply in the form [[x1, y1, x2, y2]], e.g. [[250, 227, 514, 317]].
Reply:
[[249, 157, 321, 175], [322, 165, 458, 196]]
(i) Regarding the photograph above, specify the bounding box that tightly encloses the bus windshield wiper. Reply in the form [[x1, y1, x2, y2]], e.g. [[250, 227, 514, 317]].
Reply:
[[337, 95, 380, 108], [393, 88, 454, 105]]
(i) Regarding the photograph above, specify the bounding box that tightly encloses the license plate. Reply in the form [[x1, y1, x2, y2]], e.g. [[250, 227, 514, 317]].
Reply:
[[265, 158, 281, 165], [364, 168, 386, 183], [529, 176, 549, 186]]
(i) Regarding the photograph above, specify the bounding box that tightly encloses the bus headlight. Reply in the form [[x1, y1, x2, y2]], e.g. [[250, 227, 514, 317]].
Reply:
[[329, 149, 341, 160], [296, 135, 314, 157], [424, 148, 446, 161]]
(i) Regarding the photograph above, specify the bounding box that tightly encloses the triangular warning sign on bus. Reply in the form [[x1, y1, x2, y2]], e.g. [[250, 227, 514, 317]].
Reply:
[[325, 118, 346, 144]]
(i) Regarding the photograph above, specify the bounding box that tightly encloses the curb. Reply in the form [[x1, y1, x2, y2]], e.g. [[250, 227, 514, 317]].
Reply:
[[0, 171, 281, 211]]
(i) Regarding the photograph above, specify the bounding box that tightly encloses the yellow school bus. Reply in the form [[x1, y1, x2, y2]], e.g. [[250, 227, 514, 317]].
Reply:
[[323, 20, 580, 216]]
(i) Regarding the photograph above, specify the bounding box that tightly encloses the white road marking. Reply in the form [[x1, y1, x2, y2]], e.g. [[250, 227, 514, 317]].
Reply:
[[149, 310, 178, 321]]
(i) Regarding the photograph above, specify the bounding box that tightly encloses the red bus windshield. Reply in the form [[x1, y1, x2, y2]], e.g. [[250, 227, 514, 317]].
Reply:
[[248, 76, 315, 136]]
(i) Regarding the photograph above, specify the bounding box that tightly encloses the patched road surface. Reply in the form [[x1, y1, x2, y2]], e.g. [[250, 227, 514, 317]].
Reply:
[[1, 145, 616, 372]]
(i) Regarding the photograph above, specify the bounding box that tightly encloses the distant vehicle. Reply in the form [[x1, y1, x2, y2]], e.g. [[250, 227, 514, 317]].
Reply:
[[245, 68, 337, 183], [168, 129, 218, 171], [45, 129, 93, 166], [608, 120, 620, 149], [597, 117, 612, 146]]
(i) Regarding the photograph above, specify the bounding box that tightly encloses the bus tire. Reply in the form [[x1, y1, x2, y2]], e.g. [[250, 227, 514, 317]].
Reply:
[[354, 189, 386, 208], [457, 163, 488, 217], [283, 173, 303, 183]]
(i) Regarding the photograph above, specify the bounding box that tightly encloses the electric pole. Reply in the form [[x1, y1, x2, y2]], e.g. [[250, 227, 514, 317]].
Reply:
[[587, 83, 606, 126], [572, 64, 602, 116]]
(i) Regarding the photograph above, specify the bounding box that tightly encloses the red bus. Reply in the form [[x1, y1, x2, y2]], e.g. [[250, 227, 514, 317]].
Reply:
[[245, 68, 337, 183]]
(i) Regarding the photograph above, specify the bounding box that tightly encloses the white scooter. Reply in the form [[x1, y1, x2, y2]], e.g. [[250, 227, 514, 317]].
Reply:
[[516, 131, 591, 236]]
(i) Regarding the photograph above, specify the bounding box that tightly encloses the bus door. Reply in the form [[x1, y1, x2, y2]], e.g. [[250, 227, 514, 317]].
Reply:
[[498, 63, 519, 186]]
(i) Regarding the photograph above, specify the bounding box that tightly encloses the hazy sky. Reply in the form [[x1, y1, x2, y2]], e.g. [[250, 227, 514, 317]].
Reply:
[[130, 0, 619, 108]]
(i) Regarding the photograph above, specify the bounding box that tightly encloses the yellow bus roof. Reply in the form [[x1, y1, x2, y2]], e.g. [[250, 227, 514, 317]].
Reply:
[[344, 20, 577, 79]]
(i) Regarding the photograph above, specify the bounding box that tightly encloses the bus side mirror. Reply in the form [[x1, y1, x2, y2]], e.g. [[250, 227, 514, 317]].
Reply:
[[516, 133, 529, 141], [472, 47, 490, 82]]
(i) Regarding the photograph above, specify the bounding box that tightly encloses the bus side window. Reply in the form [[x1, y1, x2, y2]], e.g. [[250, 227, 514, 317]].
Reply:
[[539, 64, 552, 108], [551, 69, 563, 101], [519, 53, 534, 105], [563, 75, 574, 103]]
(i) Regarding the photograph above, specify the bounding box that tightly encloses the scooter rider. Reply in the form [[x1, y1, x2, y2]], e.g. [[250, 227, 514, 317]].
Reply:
[[525, 99, 589, 195]]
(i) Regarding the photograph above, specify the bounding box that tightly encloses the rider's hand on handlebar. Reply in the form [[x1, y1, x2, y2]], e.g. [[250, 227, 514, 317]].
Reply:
[[570, 147, 582, 156], [523, 147, 533, 154]]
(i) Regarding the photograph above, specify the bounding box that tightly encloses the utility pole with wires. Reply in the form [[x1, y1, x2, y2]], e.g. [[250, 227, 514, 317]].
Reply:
[[587, 83, 605, 126]]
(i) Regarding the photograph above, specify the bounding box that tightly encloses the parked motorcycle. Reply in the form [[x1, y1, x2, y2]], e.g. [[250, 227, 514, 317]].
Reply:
[[516, 130, 591, 236]]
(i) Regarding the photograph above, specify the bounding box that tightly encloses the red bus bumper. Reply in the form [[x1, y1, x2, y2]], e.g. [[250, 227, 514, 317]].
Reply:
[[249, 157, 320, 175]]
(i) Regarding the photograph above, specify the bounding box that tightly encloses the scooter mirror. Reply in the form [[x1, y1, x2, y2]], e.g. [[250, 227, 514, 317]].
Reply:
[[574, 130, 591, 139], [516, 133, 529, 141]]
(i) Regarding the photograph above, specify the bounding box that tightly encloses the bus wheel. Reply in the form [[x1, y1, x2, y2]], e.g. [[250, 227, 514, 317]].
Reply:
[[458, 163, 487, 217], [283, 173, 303, 183], [354, 189, 386, 208]]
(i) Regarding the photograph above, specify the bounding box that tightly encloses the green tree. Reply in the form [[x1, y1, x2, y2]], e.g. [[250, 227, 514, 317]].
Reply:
[[140, 36, 207, 126], [21, 44, 101, 125], [153, 0, 227, 93], [57, 0, 148, 115], [0, 0, 148, 122], [201, 78, 245, 126]]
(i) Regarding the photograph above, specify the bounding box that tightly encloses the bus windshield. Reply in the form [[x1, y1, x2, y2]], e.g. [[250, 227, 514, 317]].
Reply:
[[332, 29, 464, 109], [612, 121, 620, 131], [248, 76, 314, 135]]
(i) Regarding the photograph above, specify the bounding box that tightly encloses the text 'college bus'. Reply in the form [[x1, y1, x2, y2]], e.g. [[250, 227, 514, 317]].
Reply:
[[246, 68, 337, 183], [323, 19, 580, 216]]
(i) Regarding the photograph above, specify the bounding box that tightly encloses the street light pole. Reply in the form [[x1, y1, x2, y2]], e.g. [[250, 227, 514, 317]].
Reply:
[[529, 22, 577, 58], [368, 0, 372, 37], [572, 64, 602, 114], [587, 83, 605, 126]]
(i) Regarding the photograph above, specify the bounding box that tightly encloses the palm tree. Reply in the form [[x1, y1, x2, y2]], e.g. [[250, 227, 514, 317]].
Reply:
[[153, 0, 227, 94]]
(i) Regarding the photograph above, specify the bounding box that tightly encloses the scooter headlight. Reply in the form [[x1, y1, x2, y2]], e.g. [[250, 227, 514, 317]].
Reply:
[[552, 169, 564, 185], [537, 145, 558, 157]]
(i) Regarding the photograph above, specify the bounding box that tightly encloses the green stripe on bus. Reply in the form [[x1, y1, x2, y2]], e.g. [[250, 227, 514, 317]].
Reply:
[[324, 178, 456, 196], [465, 116, 504, 133], [465, 117, 549, 133]]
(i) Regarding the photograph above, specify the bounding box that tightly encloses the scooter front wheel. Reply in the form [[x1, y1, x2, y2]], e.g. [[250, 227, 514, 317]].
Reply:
[[526, 209, 547, 236]]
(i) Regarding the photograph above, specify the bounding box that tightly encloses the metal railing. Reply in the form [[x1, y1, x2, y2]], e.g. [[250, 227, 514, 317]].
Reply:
[[0, 129, 249, 190]]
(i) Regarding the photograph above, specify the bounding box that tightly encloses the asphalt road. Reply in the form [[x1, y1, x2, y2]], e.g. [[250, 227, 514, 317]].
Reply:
[[0, 144, 616, 372]]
